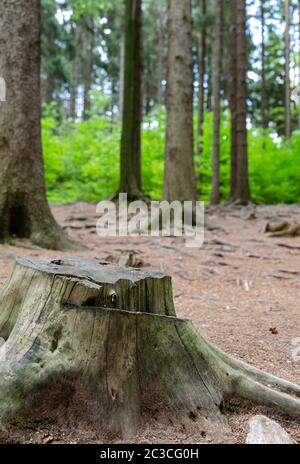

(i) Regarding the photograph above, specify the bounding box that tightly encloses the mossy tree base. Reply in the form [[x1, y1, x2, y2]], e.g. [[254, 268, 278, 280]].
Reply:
[[0, 257, 300, 438], [0, 197, 79, 251]]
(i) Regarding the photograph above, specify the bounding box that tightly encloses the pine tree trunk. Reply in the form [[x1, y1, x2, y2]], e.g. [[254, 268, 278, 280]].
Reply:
[[298, 0, 300, 130], [2, 257, 300, 438], [0, 0, 72, 250], [82, 17, 94, 121], [261, 1, 268, 130], [119, 0, 143, 199], [285, 0, 291, 139], [43, 73, 55, 105], [198, 0, 206, 157], [70, 26, 81, 119], [144, 56, 152, 115], [206, 37, 213, 113], [164, 0, 196, 203], [157, 8, 166, 107], [134, 0, 142, 191], [119, 22, 125, 120], [211, 0, 222, 206], [234, 0, 250, 204], [229, 0, 238, 201]]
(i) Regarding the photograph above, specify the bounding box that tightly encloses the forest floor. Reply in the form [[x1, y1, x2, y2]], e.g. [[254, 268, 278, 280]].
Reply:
[[0, 202, 300, 444]]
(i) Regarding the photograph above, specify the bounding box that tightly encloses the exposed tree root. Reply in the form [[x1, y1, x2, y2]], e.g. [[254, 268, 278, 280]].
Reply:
[[208, 341, 300, 396], [265, 222, 300, 238], [0, 257, 299, 438], [230, 376, 300, 417]]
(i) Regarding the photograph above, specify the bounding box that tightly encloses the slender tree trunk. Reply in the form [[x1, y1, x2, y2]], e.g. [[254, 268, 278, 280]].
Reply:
[[82, 17, 94, 121], [198, 0, 206, 156], [83, 53, 93, 120], [144, 63, 152, 116], [70, 26, 81, 119], [261, 0, 268, 130], [164, 0, 196, 202], [134, 0, 142, 191], [235, 0, 250, 204], [229, 0, 238, 200], [206, 42, 213, 112], [43, 73, 55, 104], [298, 0, 300, 129], [0, 0, 72, 250], [157, 8, 166, 106], [285, 0, 291, 139], [70, 57, 78, 118], [211, 0, 223, 206], [119, 0, 143, 198], [119, 23, 125, 120]]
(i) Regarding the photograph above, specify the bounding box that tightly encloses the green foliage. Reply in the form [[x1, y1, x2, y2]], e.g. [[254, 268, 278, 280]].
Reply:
[[68, 0, 115, 18], [249, 130, 300, 204], [200, 112, 300, 204], [43, 104, 120, 203], [43, 107, 300, 205], [41, 0, 71, 98], [141, 108, 166, 199], [198, 111, 231, 201]]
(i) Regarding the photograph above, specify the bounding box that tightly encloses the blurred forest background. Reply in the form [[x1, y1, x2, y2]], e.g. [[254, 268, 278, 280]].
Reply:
[[42, 0, 300, 205]]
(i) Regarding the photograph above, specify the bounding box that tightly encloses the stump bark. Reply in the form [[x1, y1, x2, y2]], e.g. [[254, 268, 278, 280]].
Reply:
[[1, 257, 300, 438]]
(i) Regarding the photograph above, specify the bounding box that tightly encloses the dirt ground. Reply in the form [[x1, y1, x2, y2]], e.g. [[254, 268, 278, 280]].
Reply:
[[1, 202, 300, 444]]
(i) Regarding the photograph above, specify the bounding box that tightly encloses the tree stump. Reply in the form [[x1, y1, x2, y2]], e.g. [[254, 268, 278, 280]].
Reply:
[[1, 257, 300, 438]]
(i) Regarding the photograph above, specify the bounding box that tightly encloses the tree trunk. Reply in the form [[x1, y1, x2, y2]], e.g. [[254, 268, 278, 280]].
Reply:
[[211, 0, 222, 206], [134, 0, 142, 191], [144, 56, 152, 115], [229, 0, 238, 201], [234, 0, 250, 204], [206, 41, 213, 112], [82, 16, 94, 121], [285, 0, 291, 139], [0, 0, 72, 250], [43, 73, 55, 105], [119, 22, 125, 120], [119, 0, 143, 199], [198, 0, 206, 157], [1, 257, 300, 438], [157, 7, 166, 107], [298, 0, 300, 130], [70, 25, 81, 119], [261, 0, 268, 130], [164, 0, 196, 203]]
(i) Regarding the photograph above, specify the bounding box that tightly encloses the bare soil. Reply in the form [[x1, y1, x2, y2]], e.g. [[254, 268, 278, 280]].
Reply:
[[1, 203, 300, 444]]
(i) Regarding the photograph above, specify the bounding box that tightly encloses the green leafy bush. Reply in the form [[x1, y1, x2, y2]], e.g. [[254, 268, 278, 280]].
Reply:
[[42, 106, 300, 205], [43, 110, 120, 203], [198, 112, 300, 204]]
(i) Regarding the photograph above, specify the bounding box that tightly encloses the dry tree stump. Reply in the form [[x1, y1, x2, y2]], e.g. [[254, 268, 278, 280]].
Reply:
[[0, 257, 300, 438]]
